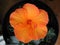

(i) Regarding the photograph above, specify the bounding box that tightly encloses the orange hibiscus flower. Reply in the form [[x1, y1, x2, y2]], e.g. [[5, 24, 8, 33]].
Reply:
[[10, 3, 49, 43]]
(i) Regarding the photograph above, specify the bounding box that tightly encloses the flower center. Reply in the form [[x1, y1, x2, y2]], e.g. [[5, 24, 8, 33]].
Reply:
[[27, 19, 32, 24]]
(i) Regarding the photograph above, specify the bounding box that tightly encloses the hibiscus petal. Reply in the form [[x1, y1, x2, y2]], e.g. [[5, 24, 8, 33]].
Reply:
[[23, 3, 39, 19], [10, 8, 27, 27], [14, 26, 32, 43], [33, 9, 49, 25], [35, 25, 48, 39], [39, 9, 49, 24]]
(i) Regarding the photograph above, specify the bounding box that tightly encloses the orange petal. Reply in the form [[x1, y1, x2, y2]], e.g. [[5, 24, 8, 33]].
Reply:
[[27, 23, 39, 40], [14, 26, 32, 43], [35, 25, 48, 39], [14, 20, 38, 43], [39, 9, 49, 24], [23, 3, 39, 19], [10, 8, 27, 27], [33, 9, 49, 25]]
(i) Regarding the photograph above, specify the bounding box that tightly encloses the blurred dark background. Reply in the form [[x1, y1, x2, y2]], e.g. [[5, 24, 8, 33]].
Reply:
[[0, 0, 60, 45]]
